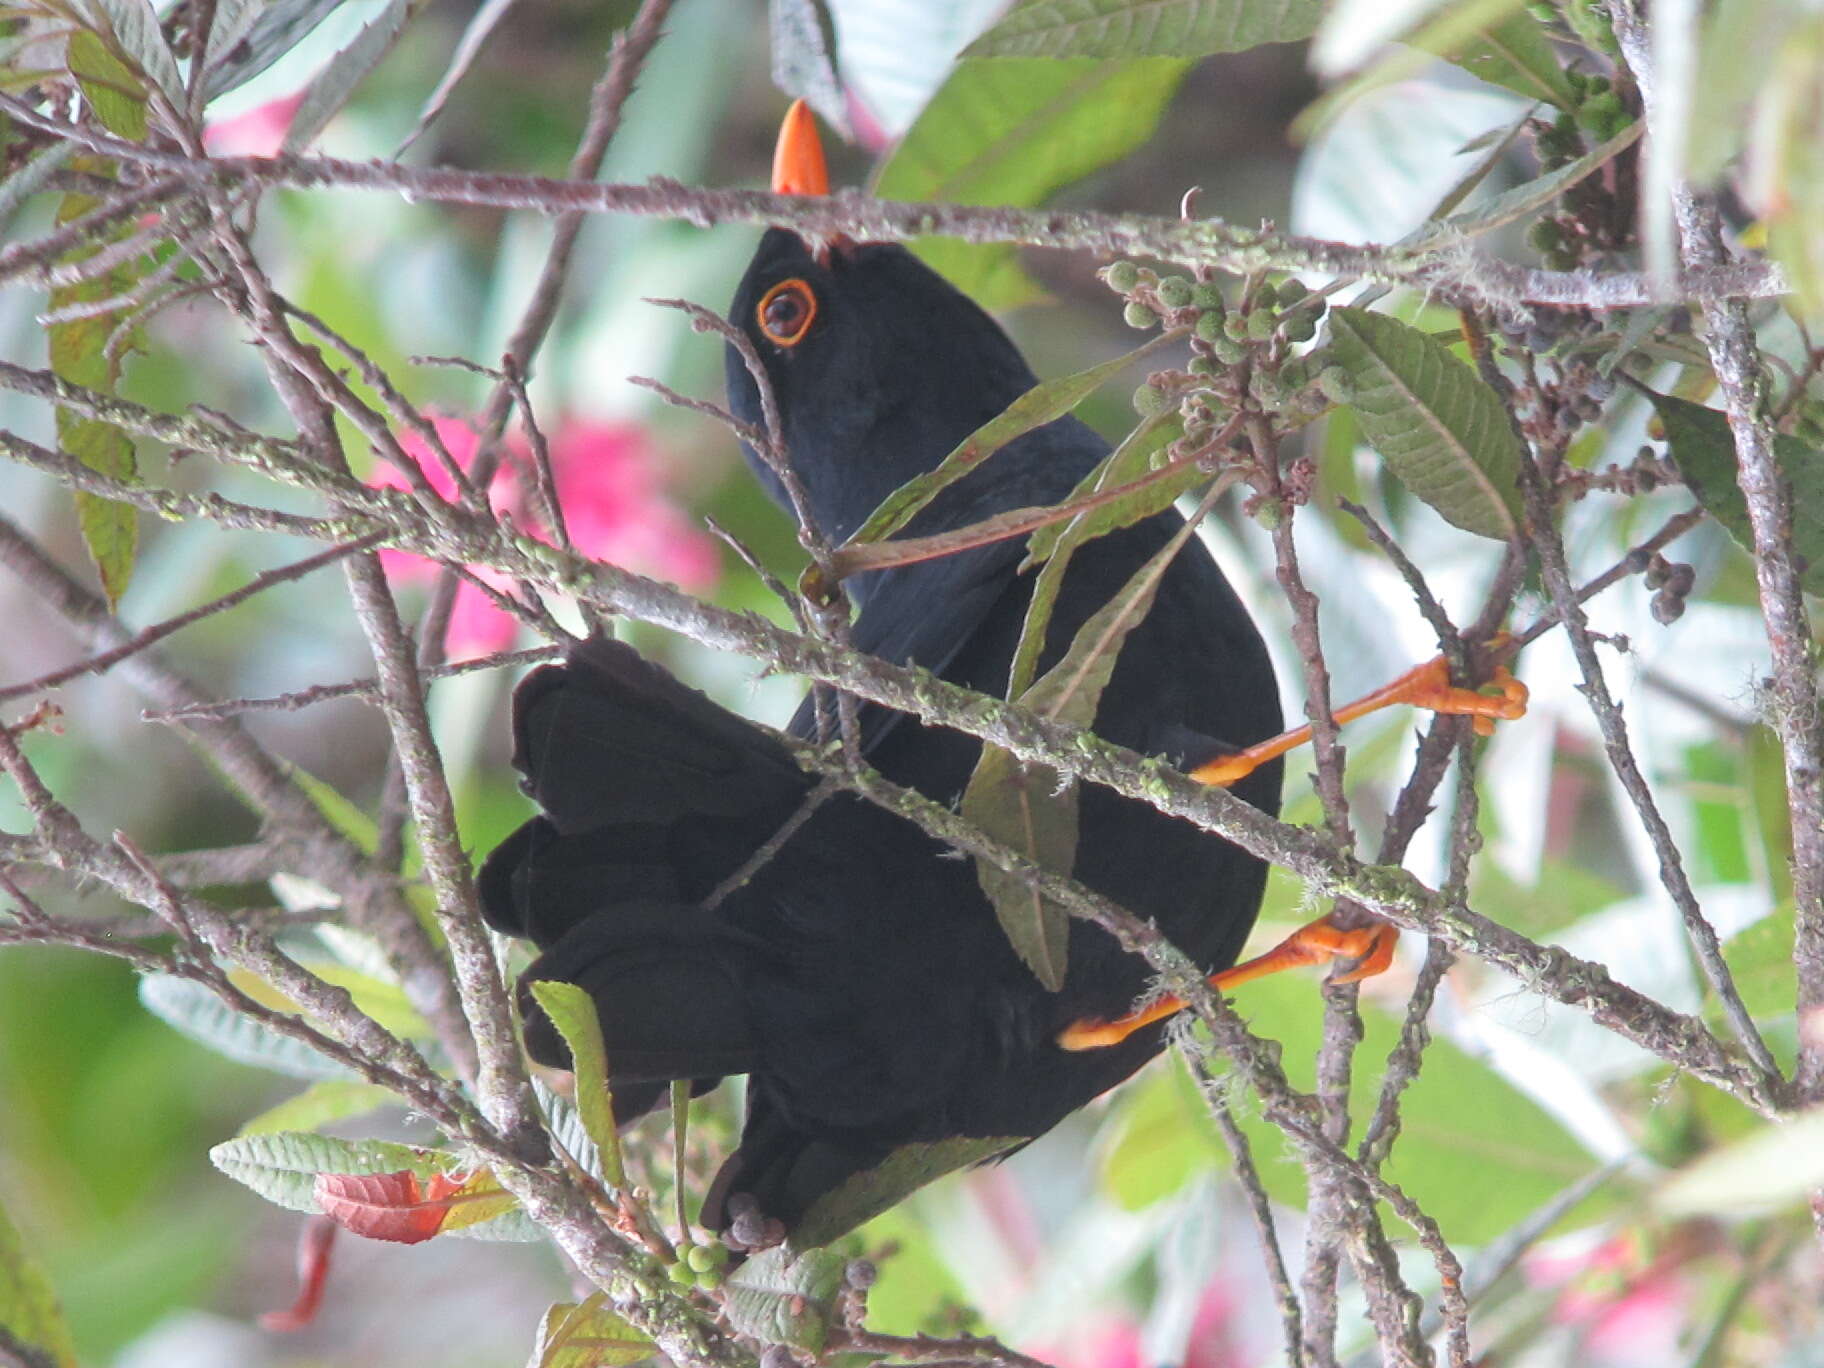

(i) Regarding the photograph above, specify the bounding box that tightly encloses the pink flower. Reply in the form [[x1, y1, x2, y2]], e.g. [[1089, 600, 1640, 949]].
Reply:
[[204, 93, 305, 157], [370, 414, 718, 658], [1526, 1231, 1691, 1365]]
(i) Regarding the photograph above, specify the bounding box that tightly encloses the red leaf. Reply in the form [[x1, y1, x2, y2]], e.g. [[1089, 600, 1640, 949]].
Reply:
[[312, 1168, 467, 1244], [260, 1215, 338, 1332]]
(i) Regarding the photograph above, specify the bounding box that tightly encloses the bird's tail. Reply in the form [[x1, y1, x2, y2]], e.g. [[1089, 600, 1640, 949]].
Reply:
[[479, 635, 807, 1120]]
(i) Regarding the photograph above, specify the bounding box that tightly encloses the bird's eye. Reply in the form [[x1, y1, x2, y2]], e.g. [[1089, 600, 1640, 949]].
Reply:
[[757, 278, 817, 347]]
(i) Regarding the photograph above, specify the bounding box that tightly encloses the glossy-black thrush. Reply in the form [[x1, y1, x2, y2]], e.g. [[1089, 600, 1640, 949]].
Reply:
[[478, 102, 1514, 1244]]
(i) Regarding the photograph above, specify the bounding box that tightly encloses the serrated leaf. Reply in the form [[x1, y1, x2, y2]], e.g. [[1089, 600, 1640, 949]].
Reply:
[[528, 981, 625, 1187], [873, 57, 1188, 308], [239, 1080, 396, 1136], [529, 1293, 654, 1368], [0, 1199, 77, 1368], [140, 974, 358, 1079], [62, 414, 139, 608], [791, 1135, 1019, 1250], [846, 331, 1178, 552], [961, 746, 1078, 989], [226, 962, 429, 1041], [1411, 119, 1643, 247], [49, 187, 142, 610], [1328, 306, 1523, 540], [1020, 410, 1187, 571], [964, 501, 1207, 988], [282, 0, 413, 153], [722, 1246, 848, 1350], [209, 1130, 447, 1212], [535, 1081, 610, 1186], [1647, 392, 1824, 593], [1656, 1107, 1824, 1217], [964, 0, 1325, 58], [771, 0, 850, 137], [85, 0, 184, 104], [202, 0, 346, 99], [66, 29, 148, 139], [1429, 5, 1577, 109]]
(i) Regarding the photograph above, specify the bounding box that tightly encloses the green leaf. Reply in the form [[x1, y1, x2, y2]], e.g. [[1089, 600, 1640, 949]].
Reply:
[[65, 30, 148, 140], [791, 1136, 1020, 1250], [202, 0, 345, 99], [963, 502, 1209, 988], [139, 974, 358, 1080], [87, 0, 185, 104], [721, 1246, 849, 1351], [1328, 306, 1524, 540], [224, 961, 429, 1041], [208, 1131, 447, 1213], [873, 57, 1189, 308], [1429, 6, 1578, 110], [529, 1293, 655, 1368], [960, 744, 1079, 990], [846, 331, 1178, 550], [1019, 410, 1190, 571], [284, 760, 379, 854], [1717, 906, 1795, 1023], [0, 1198, 77, 1368], [963, 0, 1326, 59], [1647, 392, 1824, 593], [1656, 1107, 1824, 1217], [1131, 972, 1607, 1239], [528, 981, 625, 1187], [61, 413, 139, 609], [238, 1080, 397, 1136], [1096, 1055, 1223, 1209]]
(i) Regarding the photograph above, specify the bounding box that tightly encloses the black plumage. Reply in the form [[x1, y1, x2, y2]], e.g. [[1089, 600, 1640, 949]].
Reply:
[[479, 224, 1283, 1242]]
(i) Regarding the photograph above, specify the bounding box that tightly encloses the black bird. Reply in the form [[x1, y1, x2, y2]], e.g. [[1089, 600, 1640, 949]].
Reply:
[[480, 103, 1466, 1243]]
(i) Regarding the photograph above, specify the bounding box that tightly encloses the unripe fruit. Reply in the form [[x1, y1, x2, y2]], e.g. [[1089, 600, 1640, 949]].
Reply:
[[1104, 260, 1141, 292]]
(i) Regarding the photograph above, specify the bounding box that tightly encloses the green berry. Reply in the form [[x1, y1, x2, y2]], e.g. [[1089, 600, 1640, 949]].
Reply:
[[686, 1243, 727, 1273], [1527, 219, 1564, 252], [1213, 336, 1246, 365], [1123, 300, 1158, 329], [1133, 381, 1172, 418], [1277, 279, 1308, 306], [1253, 281, 1280, 311], [1223, 314, 1249, 341], [1317, 366, 1355, 404], [1282, 311, 1317, 343], [1544, 247, 1580, 272], [1195, 311, 1224, 342], [1246, 309, 1277, 341], [1189, 354, 1217, 376], [1157, 275, 1194, 309], [1192, 282, 1225, 311], [695, 1269, 724, 1291], [1104, 260, 1141, 292], [668, 1260, 695, 1285], [1253, 500, 1283, 530]]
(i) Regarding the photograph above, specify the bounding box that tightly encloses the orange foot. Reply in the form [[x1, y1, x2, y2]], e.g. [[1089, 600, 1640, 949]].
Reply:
[[1056, 913, 1398, 1051], [1190, 649, 1529, 788]]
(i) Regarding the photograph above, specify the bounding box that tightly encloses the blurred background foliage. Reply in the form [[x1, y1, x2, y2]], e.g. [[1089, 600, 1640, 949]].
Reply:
[[2, 0, 1822, 1364]]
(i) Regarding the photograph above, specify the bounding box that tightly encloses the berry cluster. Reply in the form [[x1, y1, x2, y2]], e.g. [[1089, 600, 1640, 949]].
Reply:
[[1101, 259, 1337, 437]]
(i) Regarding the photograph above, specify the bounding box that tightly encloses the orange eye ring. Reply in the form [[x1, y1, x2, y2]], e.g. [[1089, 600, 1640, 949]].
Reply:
[[757, 278, 817, 348]]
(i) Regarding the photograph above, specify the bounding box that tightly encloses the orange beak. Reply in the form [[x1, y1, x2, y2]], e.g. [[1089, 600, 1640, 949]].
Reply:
[[772, 99, 830, 197]]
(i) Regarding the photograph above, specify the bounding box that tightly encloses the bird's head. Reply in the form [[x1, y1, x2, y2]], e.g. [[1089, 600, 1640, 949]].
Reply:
[[726, 102, 1046, 546]]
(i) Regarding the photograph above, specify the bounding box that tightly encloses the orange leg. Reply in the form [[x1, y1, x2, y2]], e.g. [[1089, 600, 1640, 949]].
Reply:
[[1189, 654, 1528, 788], [1058, 649, 1524, 1053], [1057, 914, 1397, 1051]]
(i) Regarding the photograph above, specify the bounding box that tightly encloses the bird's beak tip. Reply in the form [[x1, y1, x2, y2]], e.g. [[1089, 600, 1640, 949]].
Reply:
[[772, 98, 830, 197]]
